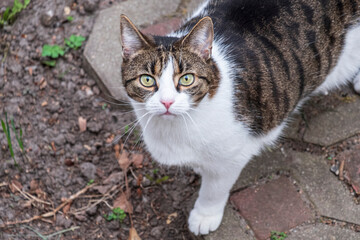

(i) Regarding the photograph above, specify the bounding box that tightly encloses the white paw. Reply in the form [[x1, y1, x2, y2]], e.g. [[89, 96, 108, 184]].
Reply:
[[188, 207, 223, 235], [354, 77, 360, 94]]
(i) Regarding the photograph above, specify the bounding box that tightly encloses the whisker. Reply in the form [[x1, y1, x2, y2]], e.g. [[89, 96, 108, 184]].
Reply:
[[183, 112, 206, 145], [122, 112, 151, 147], [180, 113, 193, 145], [131, 113, 155, 151]]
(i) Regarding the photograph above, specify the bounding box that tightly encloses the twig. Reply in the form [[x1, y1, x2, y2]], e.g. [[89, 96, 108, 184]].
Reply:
[[11, 183, 51, 206], [0, 184, 95, 228], [339, 159, 345, 181]]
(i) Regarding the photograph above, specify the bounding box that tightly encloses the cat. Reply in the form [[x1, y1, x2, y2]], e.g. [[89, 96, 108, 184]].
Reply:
[[119, 0, 360, 235]]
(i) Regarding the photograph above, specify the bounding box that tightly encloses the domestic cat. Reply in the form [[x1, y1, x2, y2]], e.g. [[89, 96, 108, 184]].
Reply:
[[119, 0, 360, 235]]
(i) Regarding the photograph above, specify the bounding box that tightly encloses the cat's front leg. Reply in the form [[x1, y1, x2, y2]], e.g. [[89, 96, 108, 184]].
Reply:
[[188, 165, 243, 235]]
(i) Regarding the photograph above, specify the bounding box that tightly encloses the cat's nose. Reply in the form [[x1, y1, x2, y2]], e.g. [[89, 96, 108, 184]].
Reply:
[[161, 100, 174, 110]]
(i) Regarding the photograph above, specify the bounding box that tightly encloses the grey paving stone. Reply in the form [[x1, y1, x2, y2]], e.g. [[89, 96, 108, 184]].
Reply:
[[203, 205, 255, 240], [232, 148, 289, 190], [289, 151, 360, 225], [303, 94, 360, 146], [83, 0, 181, 102], [287, 224, 360, 240]]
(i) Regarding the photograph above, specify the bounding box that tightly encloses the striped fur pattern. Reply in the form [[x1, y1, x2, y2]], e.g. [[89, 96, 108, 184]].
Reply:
[[120, 0, 360, 236]]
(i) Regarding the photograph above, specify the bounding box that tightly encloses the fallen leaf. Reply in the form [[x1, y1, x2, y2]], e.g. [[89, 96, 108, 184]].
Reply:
[[29, 179, 39, 192], [114, 144, 121, 160], [132, 154, 144, 168], [106, 134, 115, 144], [118, 151, 131, 171], [128, 227, 141, 240], [113, 192, 133, 214], [63, 200, 72, 215], [41, 101, 48, 107], [51, 141, 56, 152], [166, 212, 178, 224], [9, 180, 23, 193], [103, 172, 124, 185], [78, 117, 87, 132], [84, 144, 91, 151], [39, 80, 47, 89], [64, 6, 71, 15], [28, 67, 33, 76]]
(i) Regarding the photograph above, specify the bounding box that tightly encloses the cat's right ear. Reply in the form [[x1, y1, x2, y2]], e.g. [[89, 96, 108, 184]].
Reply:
[[120, 15, 153, 60]]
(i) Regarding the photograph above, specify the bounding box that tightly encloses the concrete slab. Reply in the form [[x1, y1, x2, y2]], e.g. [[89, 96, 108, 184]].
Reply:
[[83, 0, 182, 102], [287, 224, 360, 240], [289, 151, 360, 225], [302, 94, 360, 146], [232, 148, 289, 190], [337, 144, 360, 194], [204, 205, 256, 240], [231, 176, 313, 240]]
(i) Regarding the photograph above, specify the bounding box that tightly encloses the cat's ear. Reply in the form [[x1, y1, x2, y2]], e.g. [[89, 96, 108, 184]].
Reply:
[[120, 15, 153, 60], [181, 17, 214, 60]]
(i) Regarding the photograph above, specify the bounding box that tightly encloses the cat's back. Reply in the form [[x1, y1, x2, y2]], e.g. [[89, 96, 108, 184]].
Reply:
[[186, 0, 360, 135]]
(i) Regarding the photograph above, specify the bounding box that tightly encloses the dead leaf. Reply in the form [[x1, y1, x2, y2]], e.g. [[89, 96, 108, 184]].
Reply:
[[118, 151, 131, 171], [28, 67, 33, 76], [63, 200, 72, 215], [128, 227, 141, 240], [84, 144, 91, 151], [166, 212, 178, 224], [106, 134, 115, 144], [113, 192, 133, 214], [132, 154, 144, 168], [9, 180, 23, 193], [41, 101, 48, 107], [103, 172, 124, 185], [114, 144, 121, 160], [51, 141, 56, 152], [29, 179, 39, 192], [78, 117, 87, 132], [39, 79, 47, 89]]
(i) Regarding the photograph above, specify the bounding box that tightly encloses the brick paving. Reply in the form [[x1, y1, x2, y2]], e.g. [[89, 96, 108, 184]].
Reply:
[[230, 176, 313, 240]]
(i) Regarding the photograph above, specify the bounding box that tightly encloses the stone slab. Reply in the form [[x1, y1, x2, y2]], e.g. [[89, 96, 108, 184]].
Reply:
[[232, 148, 290, 190], [287, 224, 360, 240], [203, 205, 256, 240], [230, 176, 313, 240], [289, 151, 360, 225], [341, 145, 360, 194], [83, 0, 182, 101], [303, 94, 360, 146]]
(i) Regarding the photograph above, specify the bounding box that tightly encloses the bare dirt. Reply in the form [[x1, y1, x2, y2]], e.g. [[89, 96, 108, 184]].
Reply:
[[0, 1, 198, 239]]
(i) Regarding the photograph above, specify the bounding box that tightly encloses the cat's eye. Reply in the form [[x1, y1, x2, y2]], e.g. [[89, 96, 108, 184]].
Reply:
[[179, 74, 195, 86], [140, 75, 155, 87]]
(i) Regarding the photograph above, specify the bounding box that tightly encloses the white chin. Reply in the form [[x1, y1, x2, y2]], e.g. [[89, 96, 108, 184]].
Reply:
[[160, 114, 176, 120]]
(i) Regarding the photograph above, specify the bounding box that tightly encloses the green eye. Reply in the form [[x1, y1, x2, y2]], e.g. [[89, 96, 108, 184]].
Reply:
[[140, 75, 155, 87], [179, 74, 195, 86]]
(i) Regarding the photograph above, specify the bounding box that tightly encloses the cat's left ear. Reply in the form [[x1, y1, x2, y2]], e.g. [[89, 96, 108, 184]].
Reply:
[[181, 17, 214, 60]]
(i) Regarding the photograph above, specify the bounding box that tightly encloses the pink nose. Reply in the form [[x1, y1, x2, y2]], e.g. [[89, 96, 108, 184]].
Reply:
[[161, 100, 174, 110]]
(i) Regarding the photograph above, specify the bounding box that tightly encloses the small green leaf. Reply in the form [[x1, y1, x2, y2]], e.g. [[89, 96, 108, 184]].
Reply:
[[42, 60, 57, 67], [3, 7, 11, 21], [66, 16, 74, 22], [24, 0, 31, 8]]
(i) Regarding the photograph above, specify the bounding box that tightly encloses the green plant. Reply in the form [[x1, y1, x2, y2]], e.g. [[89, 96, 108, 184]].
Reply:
[[65, 35, 86, 50], [87, 179, 94, 186], [0, 0, 30, 27], [146, 169, 169, 185], [1, 112, 25, 168], [270, 231, 287, 240], [41, 35, 86, 67], [104, 207, 127, 222], [66, 16, 74, 22]]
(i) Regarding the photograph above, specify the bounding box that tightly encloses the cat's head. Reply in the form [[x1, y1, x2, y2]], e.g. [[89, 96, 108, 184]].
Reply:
[[119, 15, 220, 119]]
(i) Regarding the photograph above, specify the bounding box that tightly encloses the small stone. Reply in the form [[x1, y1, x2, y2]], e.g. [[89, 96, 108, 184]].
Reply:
[[47, 101, 60, 113], [150, 226, 164, 238], [56, 214, 72, 228], [87, 121, 103, 133], [54, 134, 66, 146], [80, 162, 96, 180], [86, 205, 98, 216], [92, 86, 100, 95], [75, 214, 87, 222], [65, 133, 76, 144], [83, 0, 99, 13], [40, 10, 56, 27]]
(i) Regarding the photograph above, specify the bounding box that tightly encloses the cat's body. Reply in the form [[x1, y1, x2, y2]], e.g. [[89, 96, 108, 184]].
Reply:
[[119, 0, 360, 235]]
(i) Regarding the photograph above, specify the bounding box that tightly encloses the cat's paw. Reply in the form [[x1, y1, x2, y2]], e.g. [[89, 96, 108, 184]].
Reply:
[[188, 207, 223, 235]]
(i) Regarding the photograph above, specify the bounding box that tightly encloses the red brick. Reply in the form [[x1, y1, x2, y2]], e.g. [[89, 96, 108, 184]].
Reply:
[[230, 176, 313, 240], [141, 17, 182, 36]]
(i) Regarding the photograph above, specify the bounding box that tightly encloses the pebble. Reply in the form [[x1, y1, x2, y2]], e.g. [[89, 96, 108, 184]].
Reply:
[[80, 162, 97, 180], [87, 121, 103, 133], [40, 10, 56, 27], [92, 86, 100, 95], [47, 101, 60, 113], [83, 0, 99, 13], [85, 205, 98, 216], [150, 226, 164, 238], [56, 214, 72, 228], [65, 133, 76, 144], [54, 134, 66, 146]]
